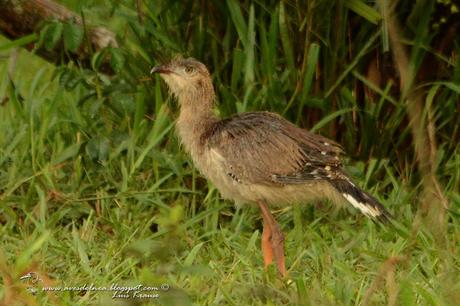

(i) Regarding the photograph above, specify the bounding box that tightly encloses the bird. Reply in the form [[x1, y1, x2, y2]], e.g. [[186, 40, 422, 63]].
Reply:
[[151, 57, 391, 278]]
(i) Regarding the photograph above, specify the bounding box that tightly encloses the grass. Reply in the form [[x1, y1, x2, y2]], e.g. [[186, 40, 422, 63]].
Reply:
[[1, 0, 460, 305]]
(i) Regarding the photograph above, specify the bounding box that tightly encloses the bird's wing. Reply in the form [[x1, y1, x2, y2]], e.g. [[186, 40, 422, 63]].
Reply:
[[204, 111, 344, 185]]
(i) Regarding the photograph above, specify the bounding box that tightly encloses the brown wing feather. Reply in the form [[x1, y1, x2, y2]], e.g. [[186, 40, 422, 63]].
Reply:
[[205, 111, 343, 185]]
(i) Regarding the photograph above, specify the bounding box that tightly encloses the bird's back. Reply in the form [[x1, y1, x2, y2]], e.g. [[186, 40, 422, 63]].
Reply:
[[202, 111, 343, 185]]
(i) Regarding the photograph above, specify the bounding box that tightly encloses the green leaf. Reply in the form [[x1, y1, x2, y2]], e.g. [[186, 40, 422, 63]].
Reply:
[[244, 4, 255, 85], [170, 205, 184, 224], [15, 231, 50, 271], [310, 108, 354, 133], [63, 22, 84, 52], [44, 21, 64, 51], [0, 34, 37, 52], [231, 48, 244, 90], [86, 136, 110, 161], [183, 242, 204, 266], [436, 81, 460, 93], [345, 0, 381, 24], [296, 278, 310, 306], [72, 226, 90, 268], [325, 31, 380, 98], [109, 48, 125, 73], [303, 43, 320, 95], [279, 2, 295, 72], [53, 143, 81, 165], [398, 280, 416, 306], [226, 0, 248, 48], [91, 49, 108, 70], [58, 68, 80, 90]]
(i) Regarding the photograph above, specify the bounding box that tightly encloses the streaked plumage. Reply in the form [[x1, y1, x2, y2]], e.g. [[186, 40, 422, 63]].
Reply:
[[151, 57, 391, 277]]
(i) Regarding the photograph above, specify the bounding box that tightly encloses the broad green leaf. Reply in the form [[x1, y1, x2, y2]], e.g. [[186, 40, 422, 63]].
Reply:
[[63, 22, 84, 52], [44, 21, 63, 51], [109, 48, 125, 73]]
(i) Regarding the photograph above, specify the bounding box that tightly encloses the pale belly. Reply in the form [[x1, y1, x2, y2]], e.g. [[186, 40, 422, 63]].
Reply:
[[192, 149, 344, 207]]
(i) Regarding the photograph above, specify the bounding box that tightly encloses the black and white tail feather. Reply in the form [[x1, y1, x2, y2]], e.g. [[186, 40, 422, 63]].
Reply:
[[332, 178, 391, 223]]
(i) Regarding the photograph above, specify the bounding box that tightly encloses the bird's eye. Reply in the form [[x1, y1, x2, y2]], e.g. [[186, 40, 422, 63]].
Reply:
[[184, 66, 195, 74]]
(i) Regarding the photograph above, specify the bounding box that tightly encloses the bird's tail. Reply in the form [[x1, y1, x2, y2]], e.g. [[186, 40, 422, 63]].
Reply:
[[331, 179, 391, 222]]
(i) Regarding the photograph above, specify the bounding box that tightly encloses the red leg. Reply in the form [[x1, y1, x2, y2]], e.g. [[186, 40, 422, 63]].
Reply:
[[258, 201, 287, 278], [261, 217, 274, 267]]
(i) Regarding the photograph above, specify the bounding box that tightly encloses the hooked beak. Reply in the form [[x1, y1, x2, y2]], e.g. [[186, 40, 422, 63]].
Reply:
[[150, 65, 172, 75]]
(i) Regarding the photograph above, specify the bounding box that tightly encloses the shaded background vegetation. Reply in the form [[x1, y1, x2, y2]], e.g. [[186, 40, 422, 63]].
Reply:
[[0, 0, 459, 305]]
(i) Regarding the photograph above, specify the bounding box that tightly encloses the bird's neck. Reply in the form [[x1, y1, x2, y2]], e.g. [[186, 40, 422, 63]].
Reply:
[[176, 93, 219, 155]]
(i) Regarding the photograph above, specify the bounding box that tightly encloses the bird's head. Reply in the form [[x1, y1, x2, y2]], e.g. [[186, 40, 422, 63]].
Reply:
[[151, 57, 214, 102]]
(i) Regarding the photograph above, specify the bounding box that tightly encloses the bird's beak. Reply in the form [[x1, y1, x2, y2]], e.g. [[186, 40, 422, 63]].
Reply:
[[150, 65, 172, 75]]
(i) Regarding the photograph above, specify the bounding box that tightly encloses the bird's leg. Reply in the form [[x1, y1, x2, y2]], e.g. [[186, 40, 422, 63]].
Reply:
[[261, 214, 274, 267], [258, 201, 287, 278]]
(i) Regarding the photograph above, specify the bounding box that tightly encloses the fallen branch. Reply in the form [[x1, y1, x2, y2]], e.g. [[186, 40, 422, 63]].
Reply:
[[0, 0, 118, 73]]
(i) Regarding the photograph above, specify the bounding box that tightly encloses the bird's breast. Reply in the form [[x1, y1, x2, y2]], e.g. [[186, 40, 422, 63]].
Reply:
[[193, 147, 248, 202]]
